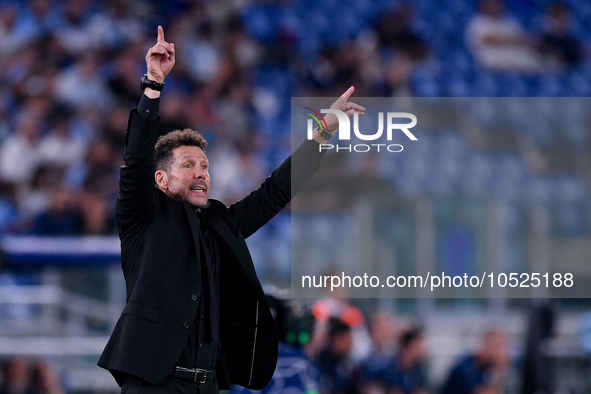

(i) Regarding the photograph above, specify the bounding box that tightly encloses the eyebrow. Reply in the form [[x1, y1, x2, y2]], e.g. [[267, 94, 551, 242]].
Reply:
[[177, 157, 209, 166], [179, 156, 207, 161]]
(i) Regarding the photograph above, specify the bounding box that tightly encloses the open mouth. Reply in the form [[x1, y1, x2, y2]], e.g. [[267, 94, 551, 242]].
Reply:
[[190, 186, 206, 192]]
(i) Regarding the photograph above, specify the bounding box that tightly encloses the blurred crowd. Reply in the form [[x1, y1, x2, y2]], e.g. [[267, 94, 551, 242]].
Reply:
[[0, 0, 587, 236], [0, 297, 556, 394], [467, 0, 583, 72], [0, 358, 65, 394], [231, 292, 518, 394]]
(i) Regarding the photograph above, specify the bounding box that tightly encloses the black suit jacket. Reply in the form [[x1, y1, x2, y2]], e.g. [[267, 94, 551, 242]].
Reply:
[[97, 109, 324, 389]]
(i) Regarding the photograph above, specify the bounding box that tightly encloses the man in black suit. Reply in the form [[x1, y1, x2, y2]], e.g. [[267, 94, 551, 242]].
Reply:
[[97, 26, 365, 393]]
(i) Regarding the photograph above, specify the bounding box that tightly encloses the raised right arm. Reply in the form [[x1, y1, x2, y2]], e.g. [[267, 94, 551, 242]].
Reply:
[[115, 26, 175, 233]]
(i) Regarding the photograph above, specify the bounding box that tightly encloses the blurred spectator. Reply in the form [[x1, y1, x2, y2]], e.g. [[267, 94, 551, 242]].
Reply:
[[374, 3, 431, 96], [29, 360, 65, 394], [224, 13, 261, 72], [466, 0, 542, 72], [0, 3, 21, 56], [82, 0, 143, 51], [185, 21, 222, 84], [440, 329, 509, 394], [38, 109, 87, 169], [538, 2, 584, 69], [53, 0, 94, 55], [2, 357, 31, 394], [101, 106, 129, 153], [242, 1, 298, 66], [0, 103, 47, 185], [11, 0, 63, 49], [376, 3, 429, 62], [28, 187, 81, 236], [17, 165, 62, 226], [304, 42, 364, 96], [157, 89, 192, 135], [67, 139, 119, 200], [53, 54, 114, 110], [0, 358, 65, 394], [386, 326, 427, 394], [215, 79, 256, 142], [315, 317, 359, 394], [173, 2, 223, 84], [208, 140, 266, 204], [360, 312, 399, 394], [77, 187, 115, 235], [108, 47, 146, 108], [311, 297, 371, 363]]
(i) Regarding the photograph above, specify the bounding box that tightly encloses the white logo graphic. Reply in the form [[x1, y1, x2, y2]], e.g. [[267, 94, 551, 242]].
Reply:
[[306, 110, 417, 152]]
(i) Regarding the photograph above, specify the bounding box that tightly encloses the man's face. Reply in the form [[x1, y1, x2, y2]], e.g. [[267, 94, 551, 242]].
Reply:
[[156, 145, 210, 208]]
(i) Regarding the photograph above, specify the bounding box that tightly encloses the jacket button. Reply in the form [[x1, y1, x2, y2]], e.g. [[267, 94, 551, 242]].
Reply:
[[191, 294, 198, 301], [183, 321, 190, 329]]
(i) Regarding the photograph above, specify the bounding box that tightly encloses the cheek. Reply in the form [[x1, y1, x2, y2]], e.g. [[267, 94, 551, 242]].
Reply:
[[169, 175, 185, 190]]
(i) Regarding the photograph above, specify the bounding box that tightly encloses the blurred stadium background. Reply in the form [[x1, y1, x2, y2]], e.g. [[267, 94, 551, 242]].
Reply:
[[1, 0, 591, 392]]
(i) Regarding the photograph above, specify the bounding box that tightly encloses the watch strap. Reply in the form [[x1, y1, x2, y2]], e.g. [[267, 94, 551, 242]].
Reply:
[[314, 122, 336, 140], [140, 74, 165, 91]]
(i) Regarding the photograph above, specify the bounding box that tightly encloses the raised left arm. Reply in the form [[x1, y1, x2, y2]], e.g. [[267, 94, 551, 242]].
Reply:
[[229, 87, 365, 237]]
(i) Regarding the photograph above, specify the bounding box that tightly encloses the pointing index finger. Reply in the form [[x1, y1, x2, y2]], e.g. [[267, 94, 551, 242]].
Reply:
[[157, 25, 165, 43], [340, 86, 355, 99]]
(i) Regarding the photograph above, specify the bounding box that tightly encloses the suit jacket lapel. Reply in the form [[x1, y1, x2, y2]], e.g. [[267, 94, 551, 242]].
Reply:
[[202, 210, 263, 290], [204, 212, 250, 259]]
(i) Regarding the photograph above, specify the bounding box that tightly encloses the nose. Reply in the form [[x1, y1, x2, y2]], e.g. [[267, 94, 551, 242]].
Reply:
[[195, 168, 207, 179]]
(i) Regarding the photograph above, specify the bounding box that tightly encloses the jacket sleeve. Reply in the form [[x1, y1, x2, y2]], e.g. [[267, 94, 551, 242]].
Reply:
[[229, 139, 325, 238], [115, 109, 160, 234]]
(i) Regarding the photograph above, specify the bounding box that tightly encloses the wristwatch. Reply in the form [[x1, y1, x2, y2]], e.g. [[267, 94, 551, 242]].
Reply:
[[140, 74, 165, 91], [314, 122, 336, 140]]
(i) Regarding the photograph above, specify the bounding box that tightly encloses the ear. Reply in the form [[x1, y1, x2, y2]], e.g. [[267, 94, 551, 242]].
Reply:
[[155, 170, 169, 190]]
